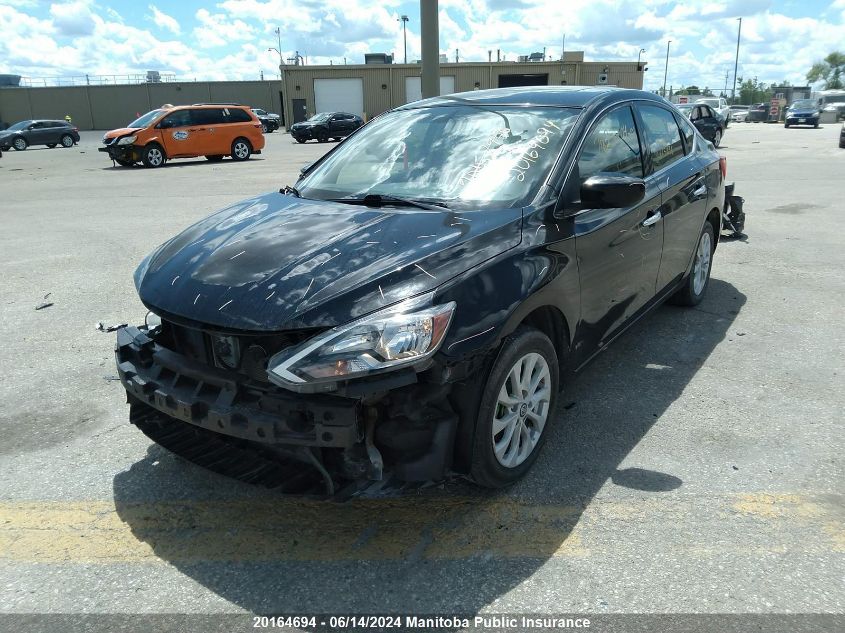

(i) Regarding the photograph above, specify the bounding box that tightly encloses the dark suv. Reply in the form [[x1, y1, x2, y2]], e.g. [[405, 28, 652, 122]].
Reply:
[[290, 112, 363, 143], [0, 120, 80, 150], [117, 87, 726, 495]]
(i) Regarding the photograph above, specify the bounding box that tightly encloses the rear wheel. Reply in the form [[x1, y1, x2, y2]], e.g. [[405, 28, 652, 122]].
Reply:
[[60, 134, 74, 147], [316, 129, 329, 143], [12, 137, 27, 151], [670, 222, 715, 307], [712, 129, 722, 147], [469, 327, 558, 488], [231, 138, 252, 161], [261, 123, 268, 133], [142, 143, 165, 168]]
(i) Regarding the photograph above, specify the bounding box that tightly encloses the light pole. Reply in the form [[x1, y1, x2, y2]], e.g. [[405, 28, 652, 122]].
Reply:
[[731, 17, 742, 103], [398, 15, 409, 64], [662, 40, 671, 97], [637, 48, 646, 66]]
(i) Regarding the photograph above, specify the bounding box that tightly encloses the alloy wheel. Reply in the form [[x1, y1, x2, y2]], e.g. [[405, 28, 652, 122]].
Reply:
[[147, 148, 163, 166], [61, 135, 74, 147], [492, 352, 551, 468], [692, 231, 712, 296], [13, 138, 26, 150], [234, 142, 249, 159]]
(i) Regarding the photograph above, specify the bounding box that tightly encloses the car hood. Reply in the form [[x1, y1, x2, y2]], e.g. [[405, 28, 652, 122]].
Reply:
[[104, 127, 142, 140], [788, 108, 817, 114], [0, 130, 16, 138], [136, 193, 522, 331]]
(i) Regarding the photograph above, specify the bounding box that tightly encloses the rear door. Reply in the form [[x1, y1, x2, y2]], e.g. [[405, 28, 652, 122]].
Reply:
[[570, 103, 664, 355], [189, 108, 225, 155], [636, 103, 709, 293]]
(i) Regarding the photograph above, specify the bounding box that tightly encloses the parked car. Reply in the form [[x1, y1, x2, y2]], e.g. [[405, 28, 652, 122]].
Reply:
[[676, 103, 725, 146], [784, 99, 821, 128], [729, 105, 749, 122], [745, 103, 769, 123], [116, 87, 725, 494], [99, 103, 264, 167], [290, 112, 363, 143], [0, 119, 80, 151], [251, 108, 280, 133], [695, 97, 730, 127], [839, 122, 845, 148]]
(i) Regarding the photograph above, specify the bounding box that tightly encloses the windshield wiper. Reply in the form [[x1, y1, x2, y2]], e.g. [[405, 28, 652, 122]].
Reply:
[[328, 193, 449, 211], [280, 185, 301, 197]]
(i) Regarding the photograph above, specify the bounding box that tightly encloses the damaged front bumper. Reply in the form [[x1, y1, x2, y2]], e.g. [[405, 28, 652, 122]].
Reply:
[[115, 325, 459, 496], [98, 144, 137, 162]]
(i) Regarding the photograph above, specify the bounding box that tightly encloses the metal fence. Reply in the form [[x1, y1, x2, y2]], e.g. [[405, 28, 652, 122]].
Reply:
[[19, 73, 178, 87]]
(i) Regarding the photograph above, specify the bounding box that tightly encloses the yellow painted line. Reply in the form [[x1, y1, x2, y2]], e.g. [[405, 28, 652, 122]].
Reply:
[[0, 493, 841, 564]]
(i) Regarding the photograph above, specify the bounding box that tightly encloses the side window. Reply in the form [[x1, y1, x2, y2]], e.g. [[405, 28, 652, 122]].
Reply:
[[676, 113, 696, 154], [192, 109, 225, 125], [576, 106, 643, 181], [224, 108, 252, 123], [159, 110, 192, 129], [638, 105, 685, 173]]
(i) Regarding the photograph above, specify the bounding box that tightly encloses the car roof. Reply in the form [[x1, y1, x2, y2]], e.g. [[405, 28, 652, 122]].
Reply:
[[396, 86, 668, 110]]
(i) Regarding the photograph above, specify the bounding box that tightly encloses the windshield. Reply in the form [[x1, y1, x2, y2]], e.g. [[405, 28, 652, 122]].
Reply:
[[253, 109, 266, 115], [298, 104, 579, 210], [7, 120, 32, 131], [127, 109, 165, 128], [308, 113, 331, 122], [676, 105, 693, 117], [790, 99, 816, 109]]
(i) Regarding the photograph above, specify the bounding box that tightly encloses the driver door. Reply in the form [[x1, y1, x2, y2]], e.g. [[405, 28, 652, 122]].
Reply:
[[569, 104, 664, 359]]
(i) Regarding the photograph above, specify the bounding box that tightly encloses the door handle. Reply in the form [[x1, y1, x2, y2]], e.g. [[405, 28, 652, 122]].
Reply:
[[642, 210, 662, 227], [692, 182, 707, 197]]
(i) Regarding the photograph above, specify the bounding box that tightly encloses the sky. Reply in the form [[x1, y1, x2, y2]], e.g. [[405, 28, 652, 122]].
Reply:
[[1, 0, 844, 92]]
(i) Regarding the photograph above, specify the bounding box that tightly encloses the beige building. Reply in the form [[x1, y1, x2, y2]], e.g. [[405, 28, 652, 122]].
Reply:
[[281, 53, 645, 124], [0, 52, 645, 131]]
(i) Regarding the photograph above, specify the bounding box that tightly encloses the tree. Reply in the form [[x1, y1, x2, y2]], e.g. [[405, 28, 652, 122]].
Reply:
[[737, 77, 773, 105], [806, 51, 845, 90]]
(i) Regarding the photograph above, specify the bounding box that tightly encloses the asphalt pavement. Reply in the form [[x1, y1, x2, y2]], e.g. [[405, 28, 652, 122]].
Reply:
[[0, 122, 842, 628]]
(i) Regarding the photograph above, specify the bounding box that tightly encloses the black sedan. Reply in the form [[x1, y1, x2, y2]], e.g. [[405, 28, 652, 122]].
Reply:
[[676, 103, 725, 147], [0, 119, 80, 151], [290, 112, 363, 143], [116, 87, 725, 494]]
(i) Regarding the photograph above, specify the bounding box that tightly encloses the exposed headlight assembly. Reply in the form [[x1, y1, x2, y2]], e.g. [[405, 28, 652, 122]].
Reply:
[[117, 135, 137, 146], [267, 295, 455, 389]]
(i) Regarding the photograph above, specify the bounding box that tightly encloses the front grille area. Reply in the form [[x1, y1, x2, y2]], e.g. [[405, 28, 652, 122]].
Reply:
[[159, 320, 319, 384]]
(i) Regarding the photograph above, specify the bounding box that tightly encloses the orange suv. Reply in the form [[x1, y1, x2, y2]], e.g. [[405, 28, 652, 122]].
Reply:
[[99, 103, 265, 168]]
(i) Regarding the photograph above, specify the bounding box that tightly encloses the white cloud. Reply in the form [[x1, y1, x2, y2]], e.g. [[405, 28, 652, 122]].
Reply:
[[50, 0, 95, 36], [149, 5, 180, 35]]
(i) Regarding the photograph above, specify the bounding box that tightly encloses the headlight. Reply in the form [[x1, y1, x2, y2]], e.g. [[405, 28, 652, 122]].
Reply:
[[116, 135, 137, 145], [267, 296, 456, 388], [145, 310, 162, 330]]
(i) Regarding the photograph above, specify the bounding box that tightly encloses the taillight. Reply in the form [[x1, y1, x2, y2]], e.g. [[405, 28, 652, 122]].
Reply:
[[719, 156, 727, 180]]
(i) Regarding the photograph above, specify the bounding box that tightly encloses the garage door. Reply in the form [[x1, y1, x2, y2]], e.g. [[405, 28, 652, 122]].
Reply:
[[314, 78, 364, 117], [404, 76, 456, 104]]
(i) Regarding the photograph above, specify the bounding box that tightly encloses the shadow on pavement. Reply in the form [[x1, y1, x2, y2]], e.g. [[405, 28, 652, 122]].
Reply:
[[112, 278, 745, 618]]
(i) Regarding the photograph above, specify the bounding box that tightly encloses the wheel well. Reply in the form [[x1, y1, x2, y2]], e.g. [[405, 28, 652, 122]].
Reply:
[[520, 305, 571, 372], [233, 136, 252, 148], [707, 207, 720, 248]]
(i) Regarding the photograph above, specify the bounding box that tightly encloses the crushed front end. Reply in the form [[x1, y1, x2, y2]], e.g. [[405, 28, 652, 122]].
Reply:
[[115, 316, 461, 497]]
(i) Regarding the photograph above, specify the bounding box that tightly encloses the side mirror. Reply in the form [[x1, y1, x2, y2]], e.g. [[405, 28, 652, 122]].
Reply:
[[580, 174, 646, 209]]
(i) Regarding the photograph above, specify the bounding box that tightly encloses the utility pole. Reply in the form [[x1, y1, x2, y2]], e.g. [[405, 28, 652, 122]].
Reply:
[[561, 33, 565, 60], [731, 17, 742, 103], [398, 15, 409, 64], [455, 48, 459, 63], [420, 0, 439, 98], [662, 40, 671, 97], [723, 69, 729, 96]]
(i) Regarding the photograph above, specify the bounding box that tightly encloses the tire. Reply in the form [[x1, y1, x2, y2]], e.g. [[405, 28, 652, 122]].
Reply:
[[814, 122, 819, 129], [60, 134, 74, 148], [469, 326, 559, 488], [295, 137, 306, 144], [46, 143, 57, 148], [12, 137, 27, 151], [231, 138, 252, 161], [316, 129, 329, 143], [784, 123, 789, 128], [205, 155, 224, 162], [712, 129, 722, 148], [141, 143, 165, 168], [261, 123, 268, 133], [115, 158, 134, 167], [670, 221, 715, 307]]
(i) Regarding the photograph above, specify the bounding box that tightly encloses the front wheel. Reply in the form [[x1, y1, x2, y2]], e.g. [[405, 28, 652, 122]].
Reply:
[[60, 134, 74, 147], [261, 123, 268, 133], [142, 143, 165, 168], [469, 327, 559, 488], [712, 129, 722, 147], [231, 138, 252, 161], [670, 222, 715, 307], [12, 137, 27, 151]]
